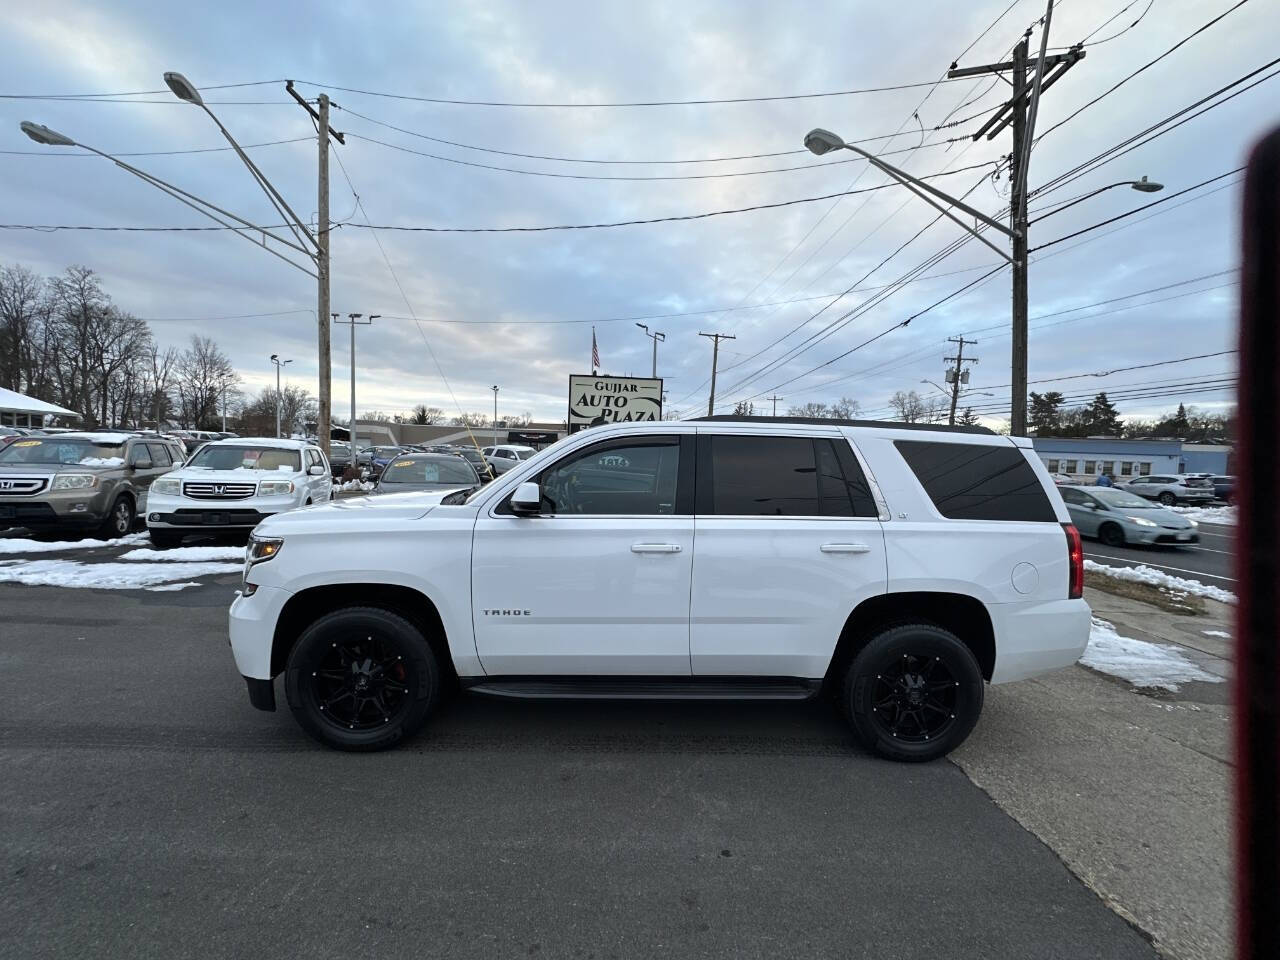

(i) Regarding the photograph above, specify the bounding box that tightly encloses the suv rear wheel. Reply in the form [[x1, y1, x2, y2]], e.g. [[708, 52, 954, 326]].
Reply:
[[844, 624, 984, 762], [284, 606, 440, 751]]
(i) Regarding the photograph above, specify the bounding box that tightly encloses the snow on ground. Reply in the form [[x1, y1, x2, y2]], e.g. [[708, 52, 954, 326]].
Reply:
[[0, 559, 242, 590], [1081, 617, 1223, 691], [335, 479, 375, 492], [1167, 505, 1236, 525], [1202, 630, 1231, 638], [0, 532, 147, 555], [144, 582, 203, 592], [120, 546, 246, 562], [1084, 558, 1237, 605]]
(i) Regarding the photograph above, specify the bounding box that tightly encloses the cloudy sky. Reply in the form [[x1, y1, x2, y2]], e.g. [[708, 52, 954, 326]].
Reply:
[[2, 0, 1272, 426]]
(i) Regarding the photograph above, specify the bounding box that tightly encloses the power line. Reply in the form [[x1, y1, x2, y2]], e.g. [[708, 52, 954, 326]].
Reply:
[[0, 136, 312, 158], [977, 350, 1239, 390], [1079, 0, 1157, 46], [0, 80, 283, 99]]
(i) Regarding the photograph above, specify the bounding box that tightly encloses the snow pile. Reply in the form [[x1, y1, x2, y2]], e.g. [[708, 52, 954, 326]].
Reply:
[[1081, 617, 1223, 691], [120, 546, 246, 562], [1202, 629, 1231, 638], [0, 559, 242, 590], [1168, 505, 1235, 525], [1084, 559, 1236, 605], [78, 457, 125, 467], [0, 532, 146, 555], [335, 479, 375, 492]]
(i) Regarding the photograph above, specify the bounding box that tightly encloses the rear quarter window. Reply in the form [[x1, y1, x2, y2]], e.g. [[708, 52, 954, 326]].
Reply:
[[894, 440, 1057, 522]]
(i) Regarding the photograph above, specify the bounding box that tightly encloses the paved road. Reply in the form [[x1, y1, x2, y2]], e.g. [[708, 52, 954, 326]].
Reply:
[[0, 579, 1156, 960], [1082, 521, 1234, 585]]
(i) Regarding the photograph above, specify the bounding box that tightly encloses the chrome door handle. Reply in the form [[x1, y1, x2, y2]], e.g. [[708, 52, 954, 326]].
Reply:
[[631, 543, 682, 554], [820, 543, 871, 554]]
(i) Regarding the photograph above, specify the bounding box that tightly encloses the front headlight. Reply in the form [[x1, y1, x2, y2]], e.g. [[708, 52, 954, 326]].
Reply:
[[1126, 516, 1158, 527], [1187, 519, 1199, 528], [257, 479, 295, 496], [51, 473, 98, 490], [247, 535, 283, 566], [151, 476, 180, 496]]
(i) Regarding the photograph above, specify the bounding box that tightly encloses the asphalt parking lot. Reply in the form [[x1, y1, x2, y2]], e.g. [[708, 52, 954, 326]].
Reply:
[[0, 570, 1159, 960], [1081, 520, 1234, 585]]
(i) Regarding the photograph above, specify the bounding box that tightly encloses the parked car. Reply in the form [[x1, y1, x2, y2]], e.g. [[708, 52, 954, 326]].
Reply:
[[230, 417, 1090, 761], [372, 453, 480, 495], [481, 444, 537, 475], [1118, 473, 1216, 506], [1058, 485, 1198, 547], [144, 437, 331, 547], [327, 441, 354, 477], [1209, 475, 1235, 502], [356, 445, 406, 479], [447, 445, 496, 481], [0, 431, 184, 537], [0, 426, 29, 449]]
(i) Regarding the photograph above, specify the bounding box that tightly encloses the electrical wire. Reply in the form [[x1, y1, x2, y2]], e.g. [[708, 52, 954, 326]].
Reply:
[[1081, 0, 1156, 46], [0, 80, 284, 99], [0, 136, 312, 158]]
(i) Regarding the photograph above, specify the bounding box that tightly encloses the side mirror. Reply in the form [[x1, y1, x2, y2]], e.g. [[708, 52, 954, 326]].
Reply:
[[510, 481, 541, 515], [308, 464, 326, 476], [131, 458, 153, 470]]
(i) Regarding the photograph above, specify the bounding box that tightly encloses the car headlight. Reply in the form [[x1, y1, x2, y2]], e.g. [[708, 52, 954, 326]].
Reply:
[[51, 473, 98, 490], [151, 477, 180, 496], [257, 479, 295, 496], [247, 535, 283, 566], [1187, 519, 1198, 528], [1126, 516, 1158, 527]]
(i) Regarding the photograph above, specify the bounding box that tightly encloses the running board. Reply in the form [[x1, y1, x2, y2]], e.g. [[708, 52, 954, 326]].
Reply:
[[463, 677, 822, 701]]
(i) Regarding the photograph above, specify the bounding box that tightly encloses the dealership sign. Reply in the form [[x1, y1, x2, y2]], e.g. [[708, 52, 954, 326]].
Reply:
[[567, 375, 662, 433]]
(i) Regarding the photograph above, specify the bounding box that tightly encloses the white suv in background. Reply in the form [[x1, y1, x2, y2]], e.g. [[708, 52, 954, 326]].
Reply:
[[229, 418, 1090, 762], [146, 437, 331, 547], [481, 444, 537, 475]]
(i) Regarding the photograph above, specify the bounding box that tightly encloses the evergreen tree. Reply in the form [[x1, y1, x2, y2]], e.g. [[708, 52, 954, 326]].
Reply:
[[957, 406, 979, 426], [1028, 391, 1064, 435], [1170, 403, 1190, 436], [1085, 392, 1121, 435]]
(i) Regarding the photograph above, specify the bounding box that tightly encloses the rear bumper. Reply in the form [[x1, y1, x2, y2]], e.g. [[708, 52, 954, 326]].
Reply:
[[990, 597, 1092, 684]]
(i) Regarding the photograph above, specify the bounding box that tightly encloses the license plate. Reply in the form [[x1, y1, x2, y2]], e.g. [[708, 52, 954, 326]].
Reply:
[[203, 513, 227, 525], [1177, 533, 1190, 540], [0, 506, 14, 519]]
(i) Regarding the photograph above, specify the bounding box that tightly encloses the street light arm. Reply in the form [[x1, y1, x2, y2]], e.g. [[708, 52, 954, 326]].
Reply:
[[1030, 181, 1162, 223]]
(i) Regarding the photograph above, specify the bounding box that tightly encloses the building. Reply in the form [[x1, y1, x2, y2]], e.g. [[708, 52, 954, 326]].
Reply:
[[1030, 436, 1233, 481], [341, 420, 567, 449], [0, 387, 80, 428]]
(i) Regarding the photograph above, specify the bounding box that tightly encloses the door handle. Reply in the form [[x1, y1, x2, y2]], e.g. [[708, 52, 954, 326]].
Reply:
[[631, 543, 682, 554], [820, 543, 871, 554]]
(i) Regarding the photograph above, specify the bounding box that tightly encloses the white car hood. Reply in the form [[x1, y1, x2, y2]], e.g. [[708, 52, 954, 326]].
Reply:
[[255, 488, 466, 533], [172, 466, 301, 484]]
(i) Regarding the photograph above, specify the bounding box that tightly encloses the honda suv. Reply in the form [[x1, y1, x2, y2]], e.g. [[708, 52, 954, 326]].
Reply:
[[229, 417, 1089, 762], [1119, 473, 1216, 506]]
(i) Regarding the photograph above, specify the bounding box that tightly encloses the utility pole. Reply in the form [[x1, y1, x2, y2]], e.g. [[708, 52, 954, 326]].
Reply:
[[947, 2, 1082, 435], [766, 395, 783, 417], [944, 336, 979, 426], [699, 332, 736, 416], [316, 93, 332, 455], [333, 313, 377, 449]]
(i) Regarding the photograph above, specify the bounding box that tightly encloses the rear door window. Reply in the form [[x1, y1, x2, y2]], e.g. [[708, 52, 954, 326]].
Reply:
[[894, 440, 1057, 522], [699, 435, 876, 518], [146, 442, 172, 467]]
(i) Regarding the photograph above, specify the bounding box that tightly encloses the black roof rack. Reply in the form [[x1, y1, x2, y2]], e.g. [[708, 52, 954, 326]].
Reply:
[[692, 415, 995, 436]]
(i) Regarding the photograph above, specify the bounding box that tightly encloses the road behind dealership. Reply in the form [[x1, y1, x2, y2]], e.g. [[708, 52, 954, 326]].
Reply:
[[0, 579, 1159, 960]]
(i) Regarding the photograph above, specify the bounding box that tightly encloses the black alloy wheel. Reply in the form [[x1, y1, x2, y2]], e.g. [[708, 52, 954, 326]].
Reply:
[[1098, 522, 1126, 547], [845, 623, 984, 762], [311, 635, 410, 731]]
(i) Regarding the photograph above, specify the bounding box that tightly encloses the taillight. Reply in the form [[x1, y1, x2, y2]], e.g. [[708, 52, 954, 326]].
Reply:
[[1063, 523, 1084, 599]]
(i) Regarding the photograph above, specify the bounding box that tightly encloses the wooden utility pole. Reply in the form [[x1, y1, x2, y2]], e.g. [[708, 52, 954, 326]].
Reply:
[[767, 395, 783, 417], [316, 93, 332, 456], [944, 336, 979, 426], [699, 332, 736, 416]]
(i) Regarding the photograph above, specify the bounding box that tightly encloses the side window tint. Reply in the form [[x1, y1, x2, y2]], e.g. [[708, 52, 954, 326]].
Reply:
[[537, 440, 680, 515], [829, 438, 879, 518], [894, 440, 1057, 522], [146, 442, 172, 467], [707, 435, 819, 516], [1060, 488, 1084, 505]]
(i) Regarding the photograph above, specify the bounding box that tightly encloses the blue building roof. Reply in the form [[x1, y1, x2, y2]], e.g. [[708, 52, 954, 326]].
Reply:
[[1030, 437, 1183, 456]]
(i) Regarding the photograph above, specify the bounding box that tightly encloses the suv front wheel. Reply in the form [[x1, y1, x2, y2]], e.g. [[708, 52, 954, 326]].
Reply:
[[97, 495, 135, 539], [844, 624, 984, 763], [284, 606, 440, 751]]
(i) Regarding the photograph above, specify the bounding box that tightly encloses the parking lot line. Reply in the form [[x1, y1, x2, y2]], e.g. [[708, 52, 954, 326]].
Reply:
[[1087, 553, 1237, 583]]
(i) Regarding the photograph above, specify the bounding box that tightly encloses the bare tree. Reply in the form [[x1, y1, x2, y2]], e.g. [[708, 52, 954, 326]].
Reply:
[[410, 404, 446, 425], [502, 412, 533, 427], [889, 390, 927, 423], [0, 264, 50, 394], [452, 412, 490, 427], [830, 396, 861, 419], [174, 335, 237, 430], [787, 402, 831, 418], [144, 344, 180, 429]]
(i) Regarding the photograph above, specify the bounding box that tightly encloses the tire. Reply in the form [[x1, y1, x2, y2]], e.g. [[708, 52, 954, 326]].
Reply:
[[148, 529, 185, 549], [1098, 522, 1125, 547], [844, 623, 984, 763], [96, 496, 135, 539], [284, 607, 440, 751], [1158, 492, 1176, 506]]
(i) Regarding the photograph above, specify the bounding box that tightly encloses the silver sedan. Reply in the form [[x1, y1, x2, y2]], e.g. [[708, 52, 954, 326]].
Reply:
[[1059, 485, 1199, 547]]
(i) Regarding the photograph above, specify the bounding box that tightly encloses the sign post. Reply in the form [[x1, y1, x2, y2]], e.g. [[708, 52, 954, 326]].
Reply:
[[568, 375, 663, 433]]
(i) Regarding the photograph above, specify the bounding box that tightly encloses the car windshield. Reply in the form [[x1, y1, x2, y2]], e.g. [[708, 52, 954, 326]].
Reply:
[[512, 448, 535, 460], [0, 437, 124, 465], [187, 445, 301, 471], [1092, 488, 1154, 509], [381, 457, 477, 485], [330, 443, 350, 455]]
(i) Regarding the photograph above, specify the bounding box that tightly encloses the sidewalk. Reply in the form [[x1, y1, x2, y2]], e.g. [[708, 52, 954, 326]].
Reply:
[[950, 587, 1235, 960]]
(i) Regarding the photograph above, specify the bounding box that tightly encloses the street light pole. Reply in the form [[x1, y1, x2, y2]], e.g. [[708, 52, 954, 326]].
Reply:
[[491, 385, 500, 445], [332, 313, 376, 448], [635, 323, 666, 378], [270, 355, 292, 438]]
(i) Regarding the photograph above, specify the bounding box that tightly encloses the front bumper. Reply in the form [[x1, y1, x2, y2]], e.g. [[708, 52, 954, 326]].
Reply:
[[229, 582, 292, 683], [0, 489, 109, 529], [146, 491, 287, 530], [1124, 525, 1199, 545]]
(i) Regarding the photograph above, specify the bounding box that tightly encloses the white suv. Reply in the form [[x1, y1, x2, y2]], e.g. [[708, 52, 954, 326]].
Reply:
[[229, 418, 1089, 761], [146, 437, 331, 547], [481, 444, 537, 475]]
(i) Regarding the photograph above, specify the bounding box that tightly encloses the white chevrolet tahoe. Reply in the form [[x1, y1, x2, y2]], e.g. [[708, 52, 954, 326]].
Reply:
[[146, 437, 332, 547], [229, 417, 1089, 762]]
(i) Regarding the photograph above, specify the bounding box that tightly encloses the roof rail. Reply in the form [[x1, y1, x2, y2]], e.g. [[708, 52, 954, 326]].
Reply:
[[691, 415, 995, 435]]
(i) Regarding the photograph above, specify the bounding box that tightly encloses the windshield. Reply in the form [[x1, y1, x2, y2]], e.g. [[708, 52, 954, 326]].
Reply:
[[513, 448, 536, 460], [381, 457, 478, 485], [0, 437, 125, 465], [187, 445, 301, 471], [330, 443, 350, 455], [1092, 488, 1156, 509]]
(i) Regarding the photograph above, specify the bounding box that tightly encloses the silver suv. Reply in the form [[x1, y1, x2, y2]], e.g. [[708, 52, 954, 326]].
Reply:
[[1119, 473, 1215, 506], [0, 432, 184, 538]]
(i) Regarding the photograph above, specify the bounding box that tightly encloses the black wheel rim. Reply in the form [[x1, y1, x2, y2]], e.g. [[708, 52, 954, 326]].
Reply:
[[310, 635, 411, 732], [869, 653, 960, 744]]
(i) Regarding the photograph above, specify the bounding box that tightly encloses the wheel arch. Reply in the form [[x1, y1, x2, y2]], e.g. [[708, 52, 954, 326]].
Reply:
[[271, 582, 458, 686], [824, 591, 996, 691]]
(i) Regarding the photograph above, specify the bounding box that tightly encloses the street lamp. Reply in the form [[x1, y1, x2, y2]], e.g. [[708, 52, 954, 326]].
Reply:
[[635, 323, 666, 379], [270, 355, 293, 438], [1033, 177, 1164, 221], [490, 385, 500, 445]]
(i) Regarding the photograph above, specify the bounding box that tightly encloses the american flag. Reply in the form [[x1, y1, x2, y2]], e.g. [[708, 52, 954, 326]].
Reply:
[[591, 327, 600, 373]]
